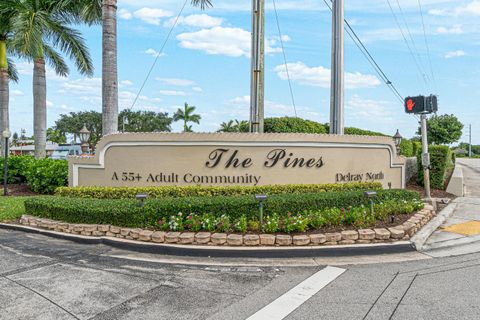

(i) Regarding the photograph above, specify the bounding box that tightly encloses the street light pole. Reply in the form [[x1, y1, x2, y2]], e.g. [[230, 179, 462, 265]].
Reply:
[[250, 0, 265, 133], [420, 114, 431, 201], [329, 0, 345, 135], [2, 129, 11, 196], [469, 124, 472, 158]]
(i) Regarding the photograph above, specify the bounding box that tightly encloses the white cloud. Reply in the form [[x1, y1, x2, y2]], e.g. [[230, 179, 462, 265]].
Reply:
[[274, 62, 381, 89], [445, 50, 466, 58], [144, 48, 165, 57], [156, 78, 196, 86], [346, 95, 392, 120], [120, 80, 133, 86], [46, 100, 53, 107], [118, 8, 133, 20], [192, 86, 203, 93], [164, 14, 223, 28], [11, 90, 24, 97], [436, 25, 463, 34], [62, 77, 102, 95], [133, 7, 172, 25], [160, 90, 187, 96], [177, 26, 284, 57], [429, 1, 480, 16]]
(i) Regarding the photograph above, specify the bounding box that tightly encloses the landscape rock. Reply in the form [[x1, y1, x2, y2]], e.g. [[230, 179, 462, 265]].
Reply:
[[227, 234, 243, 246], [374, 228, 391, 240], [293, 235, 310, 246], [259, 234, 276, 246], [195, 232, 211, 244], [179, 232, 195, 244], [310, 234, 327, 245], [276, 235, 292, 246], [243, 234, 259, 246], [211, 233, 227, 245]]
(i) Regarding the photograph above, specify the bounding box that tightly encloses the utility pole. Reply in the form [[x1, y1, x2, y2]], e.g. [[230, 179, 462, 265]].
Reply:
[[420, 114, 432, 201], [329, 0, 345, 135], [250, 0, 265, 133], [469, 124, 472, 157]]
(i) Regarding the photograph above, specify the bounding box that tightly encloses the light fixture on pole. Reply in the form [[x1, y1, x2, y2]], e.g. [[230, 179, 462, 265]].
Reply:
[[2, 129, 11, 196], [393, 129, 403, 156], [79, 124, 91, 155]]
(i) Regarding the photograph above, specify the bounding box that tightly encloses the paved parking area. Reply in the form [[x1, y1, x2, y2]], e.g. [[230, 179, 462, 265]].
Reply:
[[2, 229, 480, 320]]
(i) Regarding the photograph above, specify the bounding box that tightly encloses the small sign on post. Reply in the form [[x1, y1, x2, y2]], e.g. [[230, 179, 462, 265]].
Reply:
[[404, 95, 438, 202]]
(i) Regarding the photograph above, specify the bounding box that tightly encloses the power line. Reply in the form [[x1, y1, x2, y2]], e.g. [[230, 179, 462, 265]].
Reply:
[[394, 0, 430, 84], [323, 0, 404, 104], [272, 0, 298, 117], [385, 0, 429, 88], [130, 0, 189, 109], [417, 0, 436, 90]]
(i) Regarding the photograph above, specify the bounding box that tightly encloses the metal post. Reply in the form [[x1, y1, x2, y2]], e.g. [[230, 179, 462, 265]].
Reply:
[[3, 137, 8, 196], [469, 124, 472, 158], [250, 0, 265, 133], [259, 201, 264, 228], [329, 0, 345, 135], [420, 114, 431, 201]]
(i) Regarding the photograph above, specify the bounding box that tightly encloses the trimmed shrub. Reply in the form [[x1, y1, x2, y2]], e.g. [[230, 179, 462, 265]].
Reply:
[[0, 155, 35, 184], [412, 141, 422, 158], [400, 140, 414, 157], [55, 182, 383, 199], [24, 159, 68, 194], [264, 117, 327, 134], [417, 145, 451, 189], [344, 127, 386, 136], [25, 189, 419, 228]]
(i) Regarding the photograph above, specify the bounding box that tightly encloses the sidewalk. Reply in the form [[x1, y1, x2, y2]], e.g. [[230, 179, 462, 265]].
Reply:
[[422, 159, 480, 251]]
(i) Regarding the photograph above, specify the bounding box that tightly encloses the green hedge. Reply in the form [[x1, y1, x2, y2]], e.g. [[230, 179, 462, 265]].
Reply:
[[264, 117, 327, 134], [417, 145, 451, 189], [412, 141, 422, 158], [0, 155, 35, 184], [55, 182, 382, 199], [25, 189, 419, 228], [400, 140, 414, 157], [0, 156, 67, 194]]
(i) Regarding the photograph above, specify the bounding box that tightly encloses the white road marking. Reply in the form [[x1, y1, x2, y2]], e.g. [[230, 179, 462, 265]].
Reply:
[[246, 266, 346, 320]]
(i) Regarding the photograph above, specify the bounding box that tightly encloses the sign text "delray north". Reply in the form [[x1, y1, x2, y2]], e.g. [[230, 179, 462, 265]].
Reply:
[[205, 148, 325, 169]]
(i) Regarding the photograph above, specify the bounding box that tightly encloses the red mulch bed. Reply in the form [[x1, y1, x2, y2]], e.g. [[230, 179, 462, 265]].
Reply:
[[407, 183, 456, 200], [5, 184, 38, 196]]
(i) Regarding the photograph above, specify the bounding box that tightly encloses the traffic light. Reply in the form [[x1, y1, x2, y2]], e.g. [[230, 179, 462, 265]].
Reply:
[[404, 95, 438, 114]]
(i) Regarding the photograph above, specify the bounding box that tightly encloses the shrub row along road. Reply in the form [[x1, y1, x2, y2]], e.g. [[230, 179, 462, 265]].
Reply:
[[1, 228, 480, 320]]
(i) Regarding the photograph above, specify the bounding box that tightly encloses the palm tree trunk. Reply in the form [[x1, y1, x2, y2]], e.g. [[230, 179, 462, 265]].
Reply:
[[102, 0, 119, 135], [0, 39, 8, 156], [33, 59, 47, 159]]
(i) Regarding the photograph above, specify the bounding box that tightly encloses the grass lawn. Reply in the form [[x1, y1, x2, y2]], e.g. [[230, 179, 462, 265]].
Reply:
[[0, 197, 26, 222]]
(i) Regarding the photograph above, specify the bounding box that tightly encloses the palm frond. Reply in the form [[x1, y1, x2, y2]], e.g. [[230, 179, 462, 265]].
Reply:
[[191, 0, 213, 10], [6, 58, 19, 82], [44, 18, 93, 76], [43, 44, 69, 77]]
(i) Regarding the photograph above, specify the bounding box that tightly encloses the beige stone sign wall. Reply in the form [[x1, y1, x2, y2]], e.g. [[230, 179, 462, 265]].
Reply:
[[69, 133, 406, 189]]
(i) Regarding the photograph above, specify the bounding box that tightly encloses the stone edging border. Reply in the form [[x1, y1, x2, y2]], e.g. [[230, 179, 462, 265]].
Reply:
[[17, 204, 435, 247]]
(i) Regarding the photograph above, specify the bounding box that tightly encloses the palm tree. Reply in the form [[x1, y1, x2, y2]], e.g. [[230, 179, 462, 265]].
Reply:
[[0, 9, 20, 156], [70, 0, 213, 136], [218, 120, 235, 132], [174, 102, 201, 132], [3, 0, 94, 158]]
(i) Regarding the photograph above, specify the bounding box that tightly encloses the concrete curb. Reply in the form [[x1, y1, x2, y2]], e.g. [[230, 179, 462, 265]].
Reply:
[[0, 223, 416, 258], [410, 202, 457, 251]]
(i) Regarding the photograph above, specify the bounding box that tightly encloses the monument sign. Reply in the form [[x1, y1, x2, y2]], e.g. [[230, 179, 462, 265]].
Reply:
[[69, 133, 405, 189]]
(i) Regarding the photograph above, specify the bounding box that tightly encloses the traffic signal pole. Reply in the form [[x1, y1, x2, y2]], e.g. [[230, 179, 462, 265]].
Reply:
[[420, 114, 432, 201]]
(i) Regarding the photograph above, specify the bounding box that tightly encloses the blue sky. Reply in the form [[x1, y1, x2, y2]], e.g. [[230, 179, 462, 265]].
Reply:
[[9, 0, 480, 143]]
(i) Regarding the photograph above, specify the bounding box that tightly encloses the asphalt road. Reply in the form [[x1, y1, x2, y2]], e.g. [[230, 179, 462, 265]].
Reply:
[[1, 228, 480, 320]]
